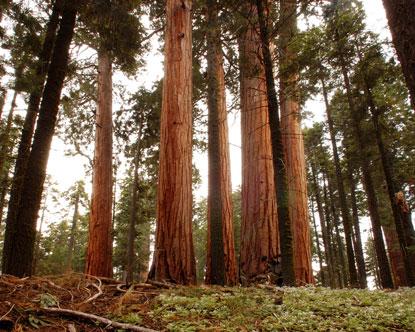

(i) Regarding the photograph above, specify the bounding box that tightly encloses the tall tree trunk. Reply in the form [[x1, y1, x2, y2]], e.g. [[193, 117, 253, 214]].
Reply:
[[321, 78, 358, 287], [360, 74, 415, 285], [322, 177, 340, 288], [345, 160, 367, 288], [1, 2, 77, 277], [150, 0, 196, 285], [310, 196, 325, 285], [310, 163, 335, 287], [2, 0, 61, 272], [382, 0, 415, 109], [66, 189, 80, 272], [279, 0, 313, 285], [126, 127, 142, 284], [238, 3, 279, 281], [256, 0, 296, 286], [336, 48, 394, 288], [326, 173, 348, 288], [205, 0, 237, 286], [85, 47, 113, 278]]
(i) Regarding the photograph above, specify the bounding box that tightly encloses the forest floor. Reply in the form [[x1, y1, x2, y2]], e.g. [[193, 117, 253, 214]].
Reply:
[[0, 274, 414, 332]]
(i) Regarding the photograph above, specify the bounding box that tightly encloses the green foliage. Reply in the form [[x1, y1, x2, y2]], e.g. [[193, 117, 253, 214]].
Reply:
[[148, 286, 415, 331]]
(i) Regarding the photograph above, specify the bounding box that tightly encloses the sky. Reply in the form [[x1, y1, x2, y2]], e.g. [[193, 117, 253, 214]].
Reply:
[[30, 0, 390, 230]]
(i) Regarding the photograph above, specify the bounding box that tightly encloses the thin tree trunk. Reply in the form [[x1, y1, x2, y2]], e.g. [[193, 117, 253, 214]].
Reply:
[[256, 0, 296, 286], [205, 0, 237, 286], [321, 78, 358, 287], [66, 189, 80, 272], [322, 177, 340, 288], [326, 173, 348, 288], [2, 0, 61, 272], [238, 3, 279, 282], [382, 0, 415, 109], [335, 40, 394, 288], [1, 2, 77, 277], [345, 160, 367, 288], [279, 0, 313, 285], [86, 47, 113, 278], [126, 126, 142, 284], [310, 196, 325, 286], [310, 163, 335, 287], [150, 0, 196, 285]]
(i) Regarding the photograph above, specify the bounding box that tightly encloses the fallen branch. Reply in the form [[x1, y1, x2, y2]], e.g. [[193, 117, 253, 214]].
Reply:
[[39, 307, 158, 332], [0, 303, 15, 321]]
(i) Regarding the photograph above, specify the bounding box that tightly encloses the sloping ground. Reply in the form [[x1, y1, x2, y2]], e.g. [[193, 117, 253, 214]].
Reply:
[[0, 274, 414, 331]]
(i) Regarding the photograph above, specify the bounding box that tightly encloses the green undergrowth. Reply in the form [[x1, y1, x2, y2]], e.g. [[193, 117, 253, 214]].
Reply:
[[146, 286, 415, 331]]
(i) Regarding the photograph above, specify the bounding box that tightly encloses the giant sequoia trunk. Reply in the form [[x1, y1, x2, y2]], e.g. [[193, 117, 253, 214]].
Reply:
[[150, 0, 196, 285], [321, 79, 358, 288], [256, 0, 295, 285], [238, 3, 279, 281], [205, 0, 237, 286], [279, 0, 313, 285], [2, 0, 61, 272], [1, 2, 77, 276], [382, 0, 415, 108], [85, 47, 113, 278]]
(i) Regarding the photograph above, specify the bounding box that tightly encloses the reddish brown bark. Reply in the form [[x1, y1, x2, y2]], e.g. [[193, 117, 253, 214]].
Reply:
[[205, 0, 237, 286], [382, 0, 415, 109], [85, 48, 113, 278], [238, 3, 279, 281], [382, 220, 407, 287], [279, 0, 313, 285], [150, 0, 196, 285]]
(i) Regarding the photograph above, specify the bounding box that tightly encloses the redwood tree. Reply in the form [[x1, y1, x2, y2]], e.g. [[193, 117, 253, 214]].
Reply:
[[85, 46, 113, 278], [150, 0, 196, 284], [238, 2, 279, 282], [205, 0, 237, 286], [1, 1, 77, 276], [382, 0, 415, 108], [256, 0, 295, 286], [279, 0, 313, 285]]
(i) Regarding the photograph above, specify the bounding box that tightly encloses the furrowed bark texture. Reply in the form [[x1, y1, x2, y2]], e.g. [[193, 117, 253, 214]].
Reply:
[[382, 0, 415, 109], [151, 0, 196, 285], [86, 48, 113, 278], [279, 0, 313, 285], [238, 3, 279, 280], [2, 0, 61, 272], [256, 0, 295, 285], [1, 3, 76, 276], [205, 0, 237, 286], [321, 79, 358, 288]]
